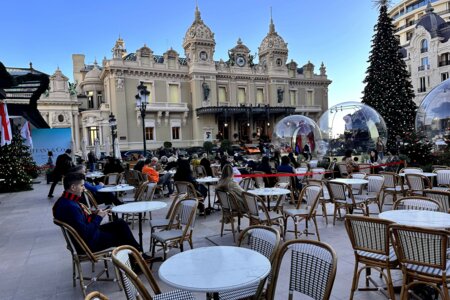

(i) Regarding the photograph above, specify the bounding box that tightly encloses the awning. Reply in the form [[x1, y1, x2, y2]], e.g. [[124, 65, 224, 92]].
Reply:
[[196, 105, 296, 117]]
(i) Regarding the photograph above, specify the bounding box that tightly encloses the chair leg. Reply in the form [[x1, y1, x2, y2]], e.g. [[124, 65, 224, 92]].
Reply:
[[220, 215, 225, 237], [293, 217, 299, 239], [321, 201, 328, 225], [312, 217, 320, 241], [230, 217, 236, 243], [385, 268, 396, 300], [72, 259, 76, 287], [349, 260, 360, 300], [333, 205, 338, 226]]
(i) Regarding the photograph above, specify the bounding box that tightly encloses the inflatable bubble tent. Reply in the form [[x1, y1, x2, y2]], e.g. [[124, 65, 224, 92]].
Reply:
[[415, 79, 450, 145], [317, 101, 388, 157], [272, 115, 325, 156]]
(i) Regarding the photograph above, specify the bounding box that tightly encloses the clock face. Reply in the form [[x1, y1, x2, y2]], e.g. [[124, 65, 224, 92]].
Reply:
[[199, 51, 208, 61], [189, 29, 196, 38], [236, 56, 246, 67]]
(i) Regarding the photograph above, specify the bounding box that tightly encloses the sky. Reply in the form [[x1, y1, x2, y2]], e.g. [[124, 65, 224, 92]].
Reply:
[[1, 0, 381, 108]]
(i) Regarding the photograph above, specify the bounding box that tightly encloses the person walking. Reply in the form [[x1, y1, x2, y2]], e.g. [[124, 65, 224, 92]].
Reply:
[[376, 137, 385, 160], [46, 151, 54, 184], [48, 149, 74, 198], [87, 150, 97, 172]]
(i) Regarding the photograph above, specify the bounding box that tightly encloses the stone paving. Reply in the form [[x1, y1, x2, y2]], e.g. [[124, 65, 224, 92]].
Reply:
[[0, 177, 402, 299]]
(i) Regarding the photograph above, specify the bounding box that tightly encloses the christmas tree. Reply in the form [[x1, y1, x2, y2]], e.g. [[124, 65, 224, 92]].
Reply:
[[0, 132, 35, 193], [362, 0, 417, 151]]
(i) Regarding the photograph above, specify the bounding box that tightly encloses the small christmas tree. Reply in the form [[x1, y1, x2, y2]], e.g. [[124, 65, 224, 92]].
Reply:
[[362, 0, 417, 150], [399, 132, 433, 166], [0, 132, 34, 193]]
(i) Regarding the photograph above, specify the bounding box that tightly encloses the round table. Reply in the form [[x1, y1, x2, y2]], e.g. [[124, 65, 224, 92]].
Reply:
[[196, 176, 220, 213], [247, 187, 291, 210], [112, 201, 167, 248], [398, 172, 436, 177], [98, 184, 135, 193], [86, 172, 104, 179], [330, 178, 369, 185], [159, 246, 270, 299], [379, 210, 450, 228]]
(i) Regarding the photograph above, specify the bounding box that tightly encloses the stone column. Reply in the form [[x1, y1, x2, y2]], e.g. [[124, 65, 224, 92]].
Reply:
[[73, 111, 80, 151]]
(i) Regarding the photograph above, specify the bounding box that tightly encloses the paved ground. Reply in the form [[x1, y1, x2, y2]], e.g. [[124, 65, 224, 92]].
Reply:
[[0, 177, 402, 299]]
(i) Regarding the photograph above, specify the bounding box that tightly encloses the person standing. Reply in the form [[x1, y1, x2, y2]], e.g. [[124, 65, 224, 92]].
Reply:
[[376, 137, 385, 160], [48, 149, 74, 198], [87, 150, 97, 172], [46, 151, 54, 184]]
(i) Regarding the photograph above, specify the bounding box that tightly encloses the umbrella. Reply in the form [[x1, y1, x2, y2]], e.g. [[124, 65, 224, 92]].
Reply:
[[94, 138, 101, 160], [104, 139, 111, 157], [81, 137, 88, 161], [114, 139, 122, 160]]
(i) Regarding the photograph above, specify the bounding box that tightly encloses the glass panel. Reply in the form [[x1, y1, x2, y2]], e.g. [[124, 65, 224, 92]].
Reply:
[[169, 84, 179, 103], [219, 87, 227, 102], [256, 88, 264, 103], [238, 88, 246, 104]]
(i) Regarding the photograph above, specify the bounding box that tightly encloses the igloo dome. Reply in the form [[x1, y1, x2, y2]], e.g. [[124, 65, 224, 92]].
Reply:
[[415, 78, 450, 145], [272, 115, 325, 157], [318, 101, 387, 157]]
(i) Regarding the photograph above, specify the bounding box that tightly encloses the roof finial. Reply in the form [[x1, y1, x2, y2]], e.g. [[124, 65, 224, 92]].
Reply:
[[195, 2, 201, 22], [29, 62, 33, 70], [426, 1, 434, 13], [269, 7, 275, 34]]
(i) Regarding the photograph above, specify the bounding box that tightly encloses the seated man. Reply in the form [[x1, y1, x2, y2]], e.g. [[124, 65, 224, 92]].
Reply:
[[52, 172, 150, 259], [142, 158, 173, 196]]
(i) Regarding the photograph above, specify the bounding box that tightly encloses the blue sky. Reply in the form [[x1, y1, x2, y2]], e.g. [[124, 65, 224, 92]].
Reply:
[[2, 0, 380, 107]]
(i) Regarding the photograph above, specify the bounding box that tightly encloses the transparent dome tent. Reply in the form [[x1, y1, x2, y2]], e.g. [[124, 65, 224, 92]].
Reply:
[[318, 101, 387, 157], [415, 78, 450, 145], [272, 115, 325, 156]]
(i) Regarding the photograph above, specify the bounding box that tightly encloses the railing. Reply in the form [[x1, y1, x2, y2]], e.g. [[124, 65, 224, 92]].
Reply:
[[145, 102, 188, 111], [420, 47, 428, 53], [418, 65, 430, 71], [417, 87, 427, 93]]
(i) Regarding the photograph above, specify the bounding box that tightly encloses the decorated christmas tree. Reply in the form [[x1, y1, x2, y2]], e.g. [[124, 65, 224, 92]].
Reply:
[[362, 0, 417, 151], [0, 132, 35, 193]]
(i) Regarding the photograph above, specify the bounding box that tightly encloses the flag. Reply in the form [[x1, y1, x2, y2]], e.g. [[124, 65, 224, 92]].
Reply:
[[0, 102, 12, 146], [20, 121, 33, 148]]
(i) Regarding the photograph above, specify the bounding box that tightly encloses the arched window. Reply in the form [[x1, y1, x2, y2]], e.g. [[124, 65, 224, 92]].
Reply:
[[421, 39, 428, 53]]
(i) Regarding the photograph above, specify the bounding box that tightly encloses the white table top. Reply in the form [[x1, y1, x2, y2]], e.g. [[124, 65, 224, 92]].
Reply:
[[111, 201, 167, 214], [379, 210, 450, 228], [159, 170, 176, 175], [399, 172, 436, 177], [330, 178, 368, 185], [196, 176, 220, 183], [86, 172, 104, 178], [159, 246, 270, 293], [98, 184, 135, 193], [248, 187, 291, 196]]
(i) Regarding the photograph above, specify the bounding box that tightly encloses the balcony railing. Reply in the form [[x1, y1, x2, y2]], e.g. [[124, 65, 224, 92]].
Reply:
[[439, 60, 450, 67], [420, 48, 428, 53], [144, 102, 188, 112], [417, 87, 426, 93], [418, 65, 430, 71]]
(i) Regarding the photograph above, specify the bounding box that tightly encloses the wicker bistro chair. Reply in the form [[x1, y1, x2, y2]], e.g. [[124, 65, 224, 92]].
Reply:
[[344, 215, 398, 300], [358, 163, 372, 175], [399, 167, 424, 174], [435, 169, 450, 188], [112, 245, 195, 300], [348, 172, 367, 195], [215, 189, 244, 242], [276, 172, 295, 202], [404, 173, 432, 196], [242, 191, 285, 239], [307, 179, 332, 225], [393, 196, 442, 211], [337, 162, 349, 178], [380, 172, 405, 208], [267, 240, 338, 300], [423, 189, 450, 212], [252, 171, 268, 188], [104, 172, 123, 186], [239, 177, 254, 191], [390, 225, 450, 300], [124, 170, 144, 187], [150, 198, 198, 261], [85, 291, 109, 300], [194, 165, 207, 178], [310, 167, 326, 180], [295, 167, 309, 184], [326, 181, 370, 225], [53, 219, 121, 297], [122, 180, 150, 203], [283, 185, 322, 240], [173, 181, 205, 211], [218, 226, 281, 300], [354, 175, 385, 213], [83, 190, 99, 210]]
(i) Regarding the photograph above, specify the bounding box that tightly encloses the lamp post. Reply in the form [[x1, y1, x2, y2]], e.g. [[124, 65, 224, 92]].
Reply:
[[135, 82, 150, 157], [109, 113, 117, 158]]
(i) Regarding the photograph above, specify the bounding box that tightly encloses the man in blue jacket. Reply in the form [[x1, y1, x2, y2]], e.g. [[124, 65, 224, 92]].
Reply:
[[52, 172, 147, 256]]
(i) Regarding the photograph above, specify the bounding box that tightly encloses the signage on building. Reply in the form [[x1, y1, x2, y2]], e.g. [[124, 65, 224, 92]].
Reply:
[[31, 128, 72, 165], [204, 130, 212, 141]]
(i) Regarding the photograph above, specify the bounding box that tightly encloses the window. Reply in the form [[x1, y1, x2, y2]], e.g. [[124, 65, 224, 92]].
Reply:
[[145, 127, 154, 140], [143, 82, 153, 102], [406, 31, 413, 41], [97, 91, 103, 104], [168, 57, 176, 68], [276, 58, 283, 66], [306, 90, 314, 106], [420, 39, 428, 53], [172, 127, 180, 140], [87, 126, 99, 146], [442, 72, 449, 81], [419, 76, 426, 93], [218, 86, 227, 102], [289, 90, 297, 106], [168, 84, 179, 103], [256, 88, 264, 104], [87, 91, 94, 109], [419, 57, 429, 71], [237, 87, 246, 104], [289, 69, 296, 78]]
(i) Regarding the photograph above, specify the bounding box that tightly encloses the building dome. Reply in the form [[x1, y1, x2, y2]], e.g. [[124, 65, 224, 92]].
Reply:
[[258, 18, 287, 56], [84, 62, 101, 83], [183, 6, 214, 42], [416, 3, 446, 37]]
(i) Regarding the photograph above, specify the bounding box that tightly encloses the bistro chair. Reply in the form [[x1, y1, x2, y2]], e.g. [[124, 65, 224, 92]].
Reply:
[[310, 167, 326, 180], [242, 191, 284, 239], [122, 180, 150, 203], [345, 215, 398, 300], [307, 179, 331, 224], [83, 190, 99, 210], [267, 240, 337, 300], [112, 245, 195, 300], [150, 198, 198, 260], [194, 165, 207, 178], [354, 174, 384, 213], [358, 163, 372, 175], [276, 172, 295, 202], [404, 173, 432, 196], [252, 171, 268, 188], [104, 172, 123, 186], [295, 167, 309, 184], [399, 167, 423, 174], [84, 291, 109, 300], [390, 225, 450, 300], [435, 168, 450, 188], [326, 160, 336, 179], [393, 196, 442, 211], [348, 172, 367, 195], [53, 219, 121, 297], [337, 162, 349, 178], [218, 226, 281, 300], [380, 172, 405, 208], [239, 177, 254, 191], [326, 181, 369, 225], [173, 181, 205, 212], [123, 169, 144, 187], [423, 189, 450, 212], [215, 189, 244, 242], [283, 185, 322, 240]]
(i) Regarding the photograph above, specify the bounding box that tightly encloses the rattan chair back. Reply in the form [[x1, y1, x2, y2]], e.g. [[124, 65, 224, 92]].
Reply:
[[328, 181, 354, 204], [399, 167, 423, 174], [83, 190, 99, 210], [252, 171, 267, 188], [393, 196, 442, 211], [310, 168, 325, 180], [366, 174, 385, 194], [379, 172, 399, 188], [435, 169, 450, 187], [337, 162, 348, 178], [195, 165, 207, 178], [296, 185, 322, 214], [239, 177, 254, 191], [104, 173, 119, 185], [404, 174, 431, 195], [267, 240, 337, 300], [295, 167, 308, 182], [84, 291, 109, 300], [423, 189, 450, 212]]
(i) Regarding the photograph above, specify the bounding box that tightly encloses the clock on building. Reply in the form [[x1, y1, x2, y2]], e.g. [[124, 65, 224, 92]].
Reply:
[[199, 51, 208, 61], [236, 55, 246, 67]]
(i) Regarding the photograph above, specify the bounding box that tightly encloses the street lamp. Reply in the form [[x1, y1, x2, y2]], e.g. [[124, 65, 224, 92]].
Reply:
[[109, 113, 117, 158], [135, 81, 150, 157]]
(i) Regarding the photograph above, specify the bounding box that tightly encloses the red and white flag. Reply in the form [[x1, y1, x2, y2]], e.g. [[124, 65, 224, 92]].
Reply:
[[0, 102, 12, 146], [20, 121, 33, 148]]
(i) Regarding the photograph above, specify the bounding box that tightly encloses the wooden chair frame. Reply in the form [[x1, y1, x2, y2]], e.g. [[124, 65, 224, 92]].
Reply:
[[393, 196, 442, 211], [215, 189, 244, 242]]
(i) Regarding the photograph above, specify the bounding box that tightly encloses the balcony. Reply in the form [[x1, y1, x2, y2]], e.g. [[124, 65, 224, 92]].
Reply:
[[418, 65, 430, 71], [144, 102, 188, 112], [420, 48, 428, 53], [417, 87, 426, 93], [439, 61, 450, 67]]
